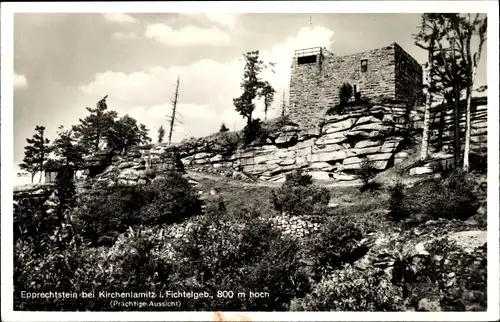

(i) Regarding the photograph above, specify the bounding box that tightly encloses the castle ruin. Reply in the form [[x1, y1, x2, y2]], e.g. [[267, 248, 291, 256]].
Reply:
[[289, 42, 423, 129]]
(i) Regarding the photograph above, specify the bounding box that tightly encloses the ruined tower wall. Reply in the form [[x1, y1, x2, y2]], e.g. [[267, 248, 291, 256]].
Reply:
[[394, 43, 424, 104], [289, 43, 423, 129]]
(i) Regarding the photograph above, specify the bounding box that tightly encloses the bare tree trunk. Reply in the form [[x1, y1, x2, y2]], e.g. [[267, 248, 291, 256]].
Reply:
[[451, 40, 461, 169], [463, 85, 472, 172], [464, 43, 484, 172], [420, 61, 433, 161]]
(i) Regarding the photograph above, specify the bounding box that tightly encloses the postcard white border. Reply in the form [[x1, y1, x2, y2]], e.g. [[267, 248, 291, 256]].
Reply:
[[1, 1, 499, 321]]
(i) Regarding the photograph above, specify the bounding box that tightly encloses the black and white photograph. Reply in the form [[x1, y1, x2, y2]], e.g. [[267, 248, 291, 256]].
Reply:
[[1, 1, 499, 321]]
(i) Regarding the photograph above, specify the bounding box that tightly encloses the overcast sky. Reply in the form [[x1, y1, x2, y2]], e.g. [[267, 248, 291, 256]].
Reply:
[[13, 13, 488, 163]]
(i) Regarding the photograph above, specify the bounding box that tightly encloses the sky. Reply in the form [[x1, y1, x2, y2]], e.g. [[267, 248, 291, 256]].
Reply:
[[13, 13, 488, 164]]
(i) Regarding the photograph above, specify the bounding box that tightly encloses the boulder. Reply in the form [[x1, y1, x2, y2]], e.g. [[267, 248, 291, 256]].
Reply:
[[352, 123, 393, 132], [348, 146, 382, 156], [409, 165, 434, 176], [307, 171, 332, 181], [118, 161, 135, 169], [308, 162, 335, 171], [275, 133, 298, 144], [367, 153, 394, 161], [355, 115, 381, 125], [354, 140, 381, 149], [308, 150, 347, 163], [447, 230, 487, 254], [315, 131, 349, 145], [332, 172, 359, 181], [312, 143, 344, 154], [254, 154, 279, 165], [118, 169, 141, 181], [323, 118, 356, 134], [279, 158, 296, 166]]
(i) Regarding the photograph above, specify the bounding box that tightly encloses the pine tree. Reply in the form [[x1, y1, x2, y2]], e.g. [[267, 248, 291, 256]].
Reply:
[[219, 123, 229, 133], [158, 125, 165, 143], [107, 115, 151, 153], [54, 165, 77, 217], [19, 125, 52, 183], [72, 95, 118, 155], [52, 126, 85, 169], [233, 50, 275, 126], [260, 81, 276, 120]]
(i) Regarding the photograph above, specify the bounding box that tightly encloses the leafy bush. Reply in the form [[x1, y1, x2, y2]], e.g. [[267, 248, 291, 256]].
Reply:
[[14, 228, 175, 311], [213, 131, 241, 156], [75, 172, 201, 246], [388, 182, 408, 222], [339, 83, 353, 106], [358, 158, 378, 189], [307, 215, 364, 276], [388, 170, 479, 225], [271, 185, 330, 217], [242, 118, 267, 146], [140, 172, 202, 226], [284, 170, 313, 187], [170, 213, 310, 311], [290, 264, 404, 311], [14, 197, 70, 254]]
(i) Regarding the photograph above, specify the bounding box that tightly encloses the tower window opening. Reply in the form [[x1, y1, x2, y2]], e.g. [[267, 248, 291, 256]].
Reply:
[[361, 59, 368, 72], [298, 55, 317, 65]]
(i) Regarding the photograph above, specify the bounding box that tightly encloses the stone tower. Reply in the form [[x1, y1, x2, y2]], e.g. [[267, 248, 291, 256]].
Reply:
[[288, 42, 423, 129]]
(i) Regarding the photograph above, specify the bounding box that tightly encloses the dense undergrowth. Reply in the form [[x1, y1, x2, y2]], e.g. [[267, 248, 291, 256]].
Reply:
[[14, 166, 486, 311]]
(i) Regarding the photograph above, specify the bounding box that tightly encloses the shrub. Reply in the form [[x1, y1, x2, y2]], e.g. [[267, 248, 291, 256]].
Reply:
[[339, 83, 353, 106], [14, 229, 176, 311], [284, 170, 313, 187], [307, 216, 364, 276], [358, 158, 378, 188], [219, 122, 229, 133], [213, 131, 241, 156], [171, 214, 310, 311], [75, 172, 201, 246], [271, 185, 330, 217], [14, 197, 69, 255], [242, 118, 267, 146], [388, 170, 479, 225], [388, 182, 409, 222], [290, 264, 404, 311], [326, 104, 345, 116], [140, 172, 202, 226]]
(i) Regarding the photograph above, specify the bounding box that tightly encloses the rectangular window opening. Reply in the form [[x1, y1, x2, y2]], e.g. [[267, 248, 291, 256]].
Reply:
[[298, 55, 317, 65], [361, 59, 368, 72]]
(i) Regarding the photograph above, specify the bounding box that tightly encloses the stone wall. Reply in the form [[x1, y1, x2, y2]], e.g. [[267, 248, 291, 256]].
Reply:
[[289, 43, 422, 129], [394, 43, 424, 104]]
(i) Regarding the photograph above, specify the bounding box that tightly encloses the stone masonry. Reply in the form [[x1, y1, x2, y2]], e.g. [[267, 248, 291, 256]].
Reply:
[[289, 43, 423, 129]]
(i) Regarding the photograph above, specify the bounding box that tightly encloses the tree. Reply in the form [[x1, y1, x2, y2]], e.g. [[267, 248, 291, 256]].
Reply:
[[414, 14, 440, 161], [457, 14, 487, 172], [260, 81, 276, 120], [54, 165, 77, 217], [107, 115, 151, 153], [414, 14, 471, 167], [233, 50, 275, 127], [219, 123, 229, 133], [52, 126, 85, 169], [19, 125, 52, 183], [158, 125, 165, 143], [72, 95, 118, 155]]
